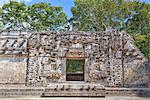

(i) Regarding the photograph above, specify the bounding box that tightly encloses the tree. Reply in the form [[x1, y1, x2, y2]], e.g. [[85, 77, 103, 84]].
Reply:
[[134, 34, 150, 59], [126, 2, 150, 59], [1, 1, 28, 30], [0, 8, 3, 30], [1, 1, 67, 31], [71, 0, 150, 59], [27, 2, 67, 31], [71, 0, 126, 31]]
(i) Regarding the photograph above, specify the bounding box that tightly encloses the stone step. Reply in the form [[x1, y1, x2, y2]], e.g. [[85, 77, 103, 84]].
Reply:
[[43, 83, 105, 97], [46, 83, 105, 90], [0, 86, 150, 97], [0, 86, 45, 97]]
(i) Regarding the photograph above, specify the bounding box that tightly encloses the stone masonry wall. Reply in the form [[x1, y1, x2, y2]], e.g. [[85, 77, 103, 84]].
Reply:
[[0, 30, 149, 87], [122, 31, 150, 87], [0, 31, 28, 85]]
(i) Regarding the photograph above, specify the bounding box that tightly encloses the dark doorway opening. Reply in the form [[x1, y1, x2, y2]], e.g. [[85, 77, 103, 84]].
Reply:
[[66, 59, 84, 81]]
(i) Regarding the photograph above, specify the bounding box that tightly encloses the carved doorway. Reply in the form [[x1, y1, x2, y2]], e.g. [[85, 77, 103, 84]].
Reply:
[[66, 59, 85, 81]]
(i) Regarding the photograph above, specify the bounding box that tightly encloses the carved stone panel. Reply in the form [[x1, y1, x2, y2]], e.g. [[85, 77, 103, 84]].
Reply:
[[0, 30, 148, 88]]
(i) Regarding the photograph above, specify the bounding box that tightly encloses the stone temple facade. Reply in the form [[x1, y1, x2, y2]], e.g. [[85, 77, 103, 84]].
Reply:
[[0, 29, 149, 97]]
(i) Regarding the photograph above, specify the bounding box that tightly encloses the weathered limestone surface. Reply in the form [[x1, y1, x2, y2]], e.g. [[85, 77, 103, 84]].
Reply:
[[0, 31, 28, 85], [122, 31, 150, 87], [0, 29, 149, 89], [0, 59, 26, 84]]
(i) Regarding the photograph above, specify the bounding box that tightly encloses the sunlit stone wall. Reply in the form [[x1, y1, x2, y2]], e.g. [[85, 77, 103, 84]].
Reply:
[[0, 30, 149, 87]]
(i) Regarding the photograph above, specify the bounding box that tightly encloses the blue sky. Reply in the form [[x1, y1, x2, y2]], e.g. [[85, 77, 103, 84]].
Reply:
[[0, 0, 150, 18]]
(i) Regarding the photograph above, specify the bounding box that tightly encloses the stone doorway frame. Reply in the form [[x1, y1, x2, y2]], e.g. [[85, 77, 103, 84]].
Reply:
[[65, 49, 89, 83], [66, 58, 85, 81]]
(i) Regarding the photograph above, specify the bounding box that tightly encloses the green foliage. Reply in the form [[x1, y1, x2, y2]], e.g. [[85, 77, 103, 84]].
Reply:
[[66, 59, 84, 73], [1, 1, 67, 31], [0, 0, 149, 59], [0, 8, 3, 30], [28, 2, 67, 31], [126, 2, 150, 34], [134, 34, 150, 59], [71, 0, 150, 59], [71, 0, 127, 31], [125, 2, 150, 59], [2, 1, 28, 30]]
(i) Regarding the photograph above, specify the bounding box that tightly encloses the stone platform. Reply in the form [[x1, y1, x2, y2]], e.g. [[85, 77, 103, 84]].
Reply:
[[0, 83, 150, 97]]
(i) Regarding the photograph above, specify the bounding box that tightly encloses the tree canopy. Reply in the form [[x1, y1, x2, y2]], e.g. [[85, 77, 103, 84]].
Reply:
[[71, 0, 149, 31], [0, 1, 67, 31], [0, 0, 149, 59], [71, 0, 150, 59]]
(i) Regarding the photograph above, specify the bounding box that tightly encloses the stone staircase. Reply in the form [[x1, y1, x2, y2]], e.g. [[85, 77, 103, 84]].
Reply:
[[0, 84, 150, 97], [42, 83, 105, 97]]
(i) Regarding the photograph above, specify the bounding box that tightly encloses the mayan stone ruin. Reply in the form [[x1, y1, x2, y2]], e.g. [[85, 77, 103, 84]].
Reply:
[[0, 29, 149, 97]]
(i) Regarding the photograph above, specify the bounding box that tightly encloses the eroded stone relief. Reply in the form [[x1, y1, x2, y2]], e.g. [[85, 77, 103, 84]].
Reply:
[[0, 30, 149, 87]]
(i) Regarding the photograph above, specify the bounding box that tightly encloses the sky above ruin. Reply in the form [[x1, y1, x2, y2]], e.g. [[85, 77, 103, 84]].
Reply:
[[0, 0, 150, 18]]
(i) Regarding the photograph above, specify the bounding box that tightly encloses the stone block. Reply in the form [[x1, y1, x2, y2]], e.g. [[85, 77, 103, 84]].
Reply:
[[0, 61, 26, 84]]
